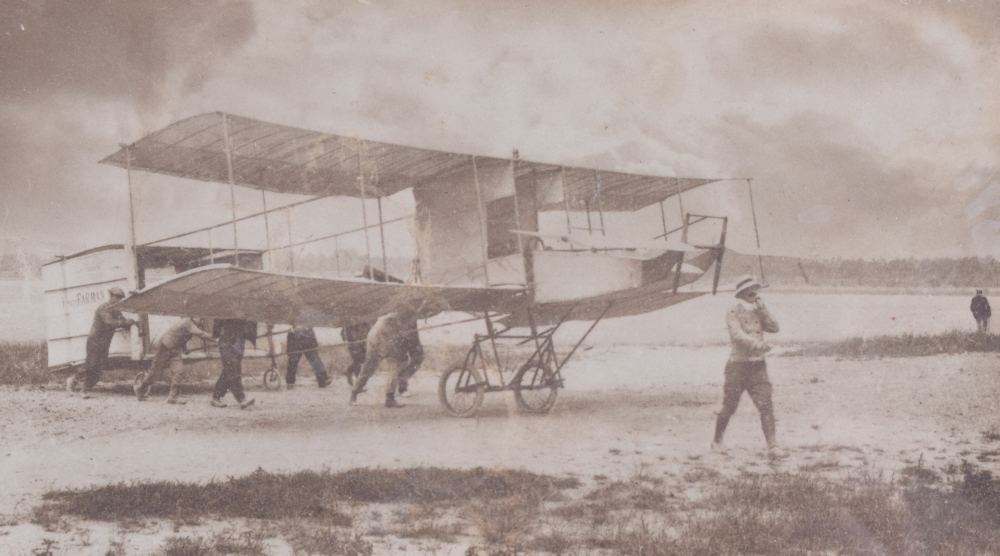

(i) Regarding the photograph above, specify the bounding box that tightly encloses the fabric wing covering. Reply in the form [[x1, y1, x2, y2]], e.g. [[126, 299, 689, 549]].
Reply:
[[113, 266, 527, 328], [100, 112, 725, 211]]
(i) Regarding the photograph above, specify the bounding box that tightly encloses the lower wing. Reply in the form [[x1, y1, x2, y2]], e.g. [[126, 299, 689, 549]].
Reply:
[[113, 265, 527, 327]]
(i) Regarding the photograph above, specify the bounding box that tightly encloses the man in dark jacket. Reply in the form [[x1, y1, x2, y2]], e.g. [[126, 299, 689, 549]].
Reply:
[[972, 290, 991, 333], [211, 319, 257, 409], [285, 326, 331, 388], [69, 287, 137, 399]]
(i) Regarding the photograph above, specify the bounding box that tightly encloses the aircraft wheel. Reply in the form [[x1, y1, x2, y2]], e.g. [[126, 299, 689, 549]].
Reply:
[[438, 363, 485, 417], [262, 368, 282, 391], [513, 361, 559, 413]]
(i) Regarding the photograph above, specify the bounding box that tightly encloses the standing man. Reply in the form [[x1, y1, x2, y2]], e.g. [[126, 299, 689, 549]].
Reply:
[[971, 289, 991, 333], [135, 317, 215, 404], [285, 325, 331, 388], [712, 276, 783, 458], [69, 287, 137, 399], [211, 319, 257, 409]]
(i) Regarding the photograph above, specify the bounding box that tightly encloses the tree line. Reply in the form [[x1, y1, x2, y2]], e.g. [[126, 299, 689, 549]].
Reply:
[[721, 253, 1000, 289]]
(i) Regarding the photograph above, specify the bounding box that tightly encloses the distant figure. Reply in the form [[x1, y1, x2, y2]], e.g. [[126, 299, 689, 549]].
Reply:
[[712, 276, 784, 458], [135, 317, 215, 404], [69, 287, 137, 399], [211, 319, 258, 409], [971, 290, 991, 333], [285, 326, 331, 388]]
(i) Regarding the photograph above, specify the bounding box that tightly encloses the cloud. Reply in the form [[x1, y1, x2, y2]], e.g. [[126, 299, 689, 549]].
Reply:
[[699, 111, 973, 257], [2, 0, 999, 261], [0, 0, 255, 107], [0, 0, 256, 247]]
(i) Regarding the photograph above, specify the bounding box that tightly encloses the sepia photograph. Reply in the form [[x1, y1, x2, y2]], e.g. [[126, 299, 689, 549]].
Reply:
[[2, 0, 1000, 554]]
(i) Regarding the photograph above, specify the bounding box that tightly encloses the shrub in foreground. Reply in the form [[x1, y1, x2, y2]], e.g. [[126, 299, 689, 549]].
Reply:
[[605, 464, 1000, 556], [0, 340, 47, 385], [35, 467, 579, 522]]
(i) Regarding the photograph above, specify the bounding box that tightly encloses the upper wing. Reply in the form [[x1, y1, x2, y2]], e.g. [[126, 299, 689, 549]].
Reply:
[[99, 112, 729, 208], [113, 265, 527, 327]]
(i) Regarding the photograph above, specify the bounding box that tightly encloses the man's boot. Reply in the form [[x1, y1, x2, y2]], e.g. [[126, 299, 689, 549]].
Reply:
[[385, 392, 404, 409], [166, 388, 186, 405]]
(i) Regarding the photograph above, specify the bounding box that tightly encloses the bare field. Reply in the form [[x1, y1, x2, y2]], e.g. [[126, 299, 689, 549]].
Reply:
[[2, 345, 999, 554]]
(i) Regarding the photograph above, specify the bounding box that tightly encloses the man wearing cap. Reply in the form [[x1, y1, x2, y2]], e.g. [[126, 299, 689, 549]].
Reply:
[[971, 290, 991, 333], [68, 287, 137, 398], [712, 275, 783, 457], [135, 317, 215, 404]]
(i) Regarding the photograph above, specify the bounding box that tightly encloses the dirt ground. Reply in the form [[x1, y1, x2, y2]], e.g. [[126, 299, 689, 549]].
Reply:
[[2, 345, 1000, 554]]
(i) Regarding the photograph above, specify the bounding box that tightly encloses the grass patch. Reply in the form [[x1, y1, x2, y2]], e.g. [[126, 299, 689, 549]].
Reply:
[[0, 340, 47, 385], [35, 467, 580, 522], [594, 462, 1000, 556], [286, 526, 373, 556], [785, 330, 1000, 359], [158, 530, 266, 556], [36, 461, 1000, 553]]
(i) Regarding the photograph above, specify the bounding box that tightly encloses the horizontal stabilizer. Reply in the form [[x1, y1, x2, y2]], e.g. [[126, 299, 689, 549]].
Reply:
[[512, 230, 702, 253]]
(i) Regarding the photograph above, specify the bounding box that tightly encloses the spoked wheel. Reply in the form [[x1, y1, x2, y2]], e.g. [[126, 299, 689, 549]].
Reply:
[[262, 367, 282, 390], [513, 361, 559, 413], [438, 363, 485, 417]]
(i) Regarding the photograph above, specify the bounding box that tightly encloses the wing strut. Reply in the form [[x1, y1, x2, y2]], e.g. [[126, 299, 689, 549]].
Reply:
[[555, 302, 612, 372], [746, 178, 765, 283], [221, 113, 240, 266]]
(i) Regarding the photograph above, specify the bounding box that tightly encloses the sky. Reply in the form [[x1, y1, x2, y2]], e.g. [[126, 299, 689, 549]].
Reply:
[[2, 0, 999, 261]]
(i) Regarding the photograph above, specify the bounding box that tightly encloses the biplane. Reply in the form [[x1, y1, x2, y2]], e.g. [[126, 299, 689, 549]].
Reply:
[[96, 112, 751, 416]]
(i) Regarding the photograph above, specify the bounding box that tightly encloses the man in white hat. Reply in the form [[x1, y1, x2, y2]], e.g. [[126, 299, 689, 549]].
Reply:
[[712, 275, 784, 457], [68, 286, 137, 399]]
